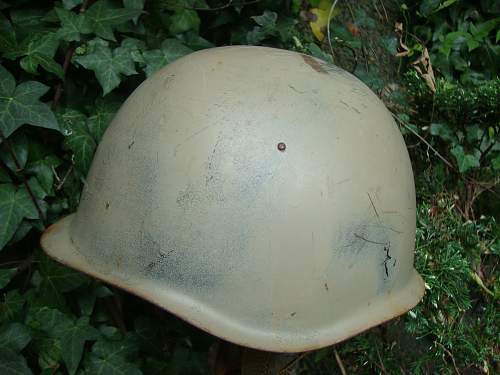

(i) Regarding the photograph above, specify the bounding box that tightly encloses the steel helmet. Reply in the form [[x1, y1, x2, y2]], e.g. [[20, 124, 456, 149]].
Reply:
[[41, 46, 424, 353]]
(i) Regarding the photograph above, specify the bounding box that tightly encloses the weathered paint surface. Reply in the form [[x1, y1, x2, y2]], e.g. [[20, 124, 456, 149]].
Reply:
[[40, 46, 425, 353]]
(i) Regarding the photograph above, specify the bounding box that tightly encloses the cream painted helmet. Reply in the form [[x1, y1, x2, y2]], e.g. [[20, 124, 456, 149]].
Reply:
[[41, 46, 424, 353]]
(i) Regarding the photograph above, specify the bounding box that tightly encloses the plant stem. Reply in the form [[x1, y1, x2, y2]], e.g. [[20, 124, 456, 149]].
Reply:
[[52, 0, 93, 109], [0, 132, 46, 226]]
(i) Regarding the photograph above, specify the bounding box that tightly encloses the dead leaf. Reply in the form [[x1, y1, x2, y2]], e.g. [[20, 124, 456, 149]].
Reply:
[[346, 21, 360, 36], [395, 22, 410, 57], [411, 47, 436, 93]]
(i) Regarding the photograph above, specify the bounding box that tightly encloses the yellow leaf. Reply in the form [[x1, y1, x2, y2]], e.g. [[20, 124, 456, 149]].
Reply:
[[309, 1, 340, 41]]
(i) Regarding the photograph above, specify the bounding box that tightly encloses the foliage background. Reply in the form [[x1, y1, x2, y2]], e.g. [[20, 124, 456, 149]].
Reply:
[[0, 0, 498, 374]]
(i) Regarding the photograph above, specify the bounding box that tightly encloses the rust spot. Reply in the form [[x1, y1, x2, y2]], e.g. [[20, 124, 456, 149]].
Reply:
[[105, 201, 110, 209], [324, 283, 329, 291], [302, 54, 328, 74], [277, 142, 286, 152]]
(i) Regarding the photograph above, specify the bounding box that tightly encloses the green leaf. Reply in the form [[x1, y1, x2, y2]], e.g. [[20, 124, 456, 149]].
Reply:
[[0, 132, 29, 172], [57, 108, 96, 174], [0, 290, 25, 323], [75, 39, 137, 95], [0, 65, 59, 138], [252, 10, 278, 28], [470, 18, 500, 40], [63, 0, 83, 9], [0, 268, 16, 289], [382, 36, 398, 55], [55, 7, 92, 42], [0, 167, 10, 183], [177, 31, 214, 50], [87, 97, 119, 142], [37, 253, 88, 294], [434, 0, 458, 12], [26, 156, 61, 196], [450, 145, 480, 173], [10, 9, 47, 33], [0, 184, 39, 250], [86, 0, 142, 41], [247, 10, 278, 44], [61, 112, 96, 174], [0, 323, 32, 351], [439, 31, 468, 57], [32, 308, 99, 375], [142, 39, 192, 77], [13, 33, 63, 78], [169, 9, 200, 34], [0, 347, 33, 375], [123, 0, 144, 23], [85, 337, 142, 375], [0, 13, 17, 55], [492, 153, 500, 170], [430, 123, 457, 143], [10, 220, 33, 244]]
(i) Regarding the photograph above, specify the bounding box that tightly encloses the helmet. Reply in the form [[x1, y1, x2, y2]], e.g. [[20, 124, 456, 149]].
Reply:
[[41, 46, 424, 353]]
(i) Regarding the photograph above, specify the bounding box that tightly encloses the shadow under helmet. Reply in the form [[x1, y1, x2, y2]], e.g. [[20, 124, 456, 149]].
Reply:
[[41, 46, 425, 353]]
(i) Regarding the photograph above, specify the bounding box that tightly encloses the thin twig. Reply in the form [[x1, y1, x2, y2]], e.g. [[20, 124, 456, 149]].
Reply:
[[378, 0, 389, 22], [393, 113, 455, 170], [374, 341, 387, 374], [52, 0, 92, 108], [334, 349, 348, 375], [326, 0, 340, 61], [0, 132, 46, 225], [394, 112, 500, 199], [435, 341, 460, 375], [55, 165, 73, 191]]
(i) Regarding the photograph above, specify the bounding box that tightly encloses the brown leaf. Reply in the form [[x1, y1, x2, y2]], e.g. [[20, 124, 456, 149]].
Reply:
[[411, 47, 436, 93]]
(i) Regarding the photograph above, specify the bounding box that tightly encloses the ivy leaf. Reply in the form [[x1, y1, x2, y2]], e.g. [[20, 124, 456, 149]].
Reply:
[[451, 145, 480, 173], [142, 39, 192, 77], [0, 184, 38, 250], [0, 65, 59, 138], [247, 10, 278, 44], [0, 323, 32, 351], [26, 155, 62, 196], [0, 13, 17, 55], [0, 290, 26, 323], [63, 0, 83, 10], [430, 122, 457, 143], [123, 0, 144, 23], [169, 9, 200, 34], [59, 109, 96, 174], [492, 153, 500, 170], [0, 323, 33, 375], [37, 253, 88, 294], [0, 347, 33, 375], [55, 7, 92, 42], [178, 31, 214, 50], [7, 33, 63, 78], [0, 131, 29, 172], [84, 336, 142, 375], [10, 9, 48, 33], [75, 38, 137, 95], [0, 268, 17, 289], [86, 0, 142, 41], [0, 168, 10, 183], [87, 97, 119, 142], [32, 308, 99, 375]]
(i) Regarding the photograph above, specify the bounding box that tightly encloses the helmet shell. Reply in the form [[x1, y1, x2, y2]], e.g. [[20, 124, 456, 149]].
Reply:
[[41, 46, 424, 352]]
